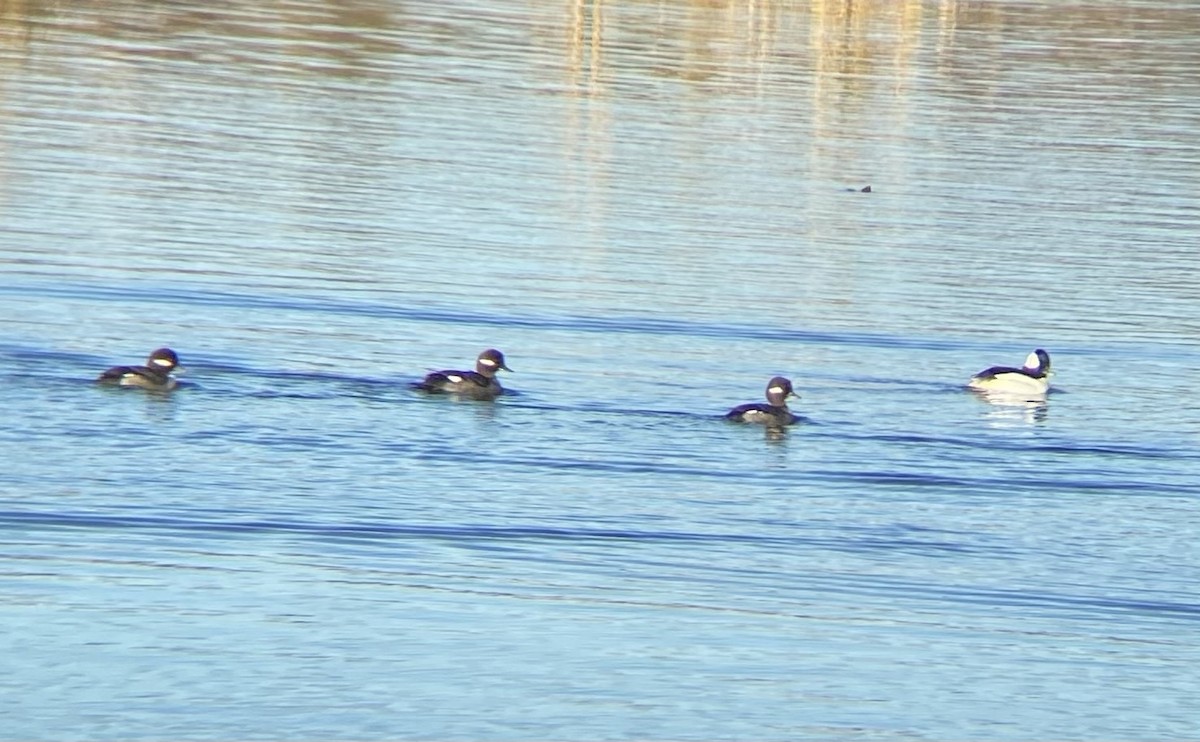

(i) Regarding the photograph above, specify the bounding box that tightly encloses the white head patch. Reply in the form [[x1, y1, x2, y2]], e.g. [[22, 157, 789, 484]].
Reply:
[[479, 357, 496, 367], [152, 358, 174, 368], [768, 385, 785, 395], [1023, 351, 1040, 370]]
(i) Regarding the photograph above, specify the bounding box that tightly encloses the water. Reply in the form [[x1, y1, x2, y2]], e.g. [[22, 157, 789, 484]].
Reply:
[[2, 0, 1199, 738]]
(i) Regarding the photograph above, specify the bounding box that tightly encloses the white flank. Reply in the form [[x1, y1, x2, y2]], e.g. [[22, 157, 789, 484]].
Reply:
[[968, 373, 1049, 396], [117, 373, 174, 389], [446, 374, 463, 383]]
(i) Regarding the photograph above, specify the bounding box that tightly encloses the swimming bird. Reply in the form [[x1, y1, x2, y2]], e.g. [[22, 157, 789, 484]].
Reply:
[[968, 349, 1051, 396], [414, 348, 512, 400], [725, 376, 799, 427], [96, 347, 183, 390]]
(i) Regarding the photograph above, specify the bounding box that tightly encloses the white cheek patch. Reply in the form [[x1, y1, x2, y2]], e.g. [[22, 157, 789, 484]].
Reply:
[[479, 358, 496, 367], [152, 358, 174, 367], [1023, 352, 1039, 370], [768, 386, 785, 395]]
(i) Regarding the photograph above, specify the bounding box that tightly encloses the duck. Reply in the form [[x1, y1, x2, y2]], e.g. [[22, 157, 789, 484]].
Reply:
[[414, 348, 511, 400], [725, 376, 799, 427], [968, 349, 1051, 395], [96, 347, 183, 390]]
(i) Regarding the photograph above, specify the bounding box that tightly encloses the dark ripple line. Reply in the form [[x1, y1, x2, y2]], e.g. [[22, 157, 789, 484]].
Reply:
[[35, 351, 1198, 464], [0, 282, 947, 348], [8, 509, 1184, 624], [819, 431, 1194, 461], [0, 509, 781, 545], [386, 444, 1199, 495], [4, 344, 1193, 474], [8, 281, 1185, 357], [104, 365, 1200, 464], [323, 574, 1200, 633], [845, 574, 1200, 622], [0, 510, 994, 559]]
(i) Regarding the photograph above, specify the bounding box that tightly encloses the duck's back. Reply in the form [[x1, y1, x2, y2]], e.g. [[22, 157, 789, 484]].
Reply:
[[416, 369, 502, 398], [726, 403, 794, 426], [97, 365, 175, 389]]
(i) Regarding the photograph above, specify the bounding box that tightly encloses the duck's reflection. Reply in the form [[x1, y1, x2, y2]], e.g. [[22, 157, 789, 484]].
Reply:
[[970, 389, 1049, 425], [763, 425, 789, 444]]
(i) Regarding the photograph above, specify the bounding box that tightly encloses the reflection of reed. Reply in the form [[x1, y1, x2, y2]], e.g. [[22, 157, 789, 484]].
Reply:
[[553, 0, 945, 285], [567, 0, 605, 97], [563, 0, 613, 258], [557, 0, 937, 179], [809, 0, 925, 142]]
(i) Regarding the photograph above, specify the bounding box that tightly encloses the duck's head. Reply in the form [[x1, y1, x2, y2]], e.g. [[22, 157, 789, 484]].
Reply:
[[765, 376, 797, 407], [475, 349, 512, 377], [1023, 349, 1051, 377], [147, 347, 182, 373]]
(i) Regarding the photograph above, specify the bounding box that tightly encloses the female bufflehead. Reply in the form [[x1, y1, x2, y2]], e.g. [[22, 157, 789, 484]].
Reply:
[[968, 349, 1051, 395], [725, 376, 799, 427], [96, 347, 183, 390], [414, 348, 512, 400]]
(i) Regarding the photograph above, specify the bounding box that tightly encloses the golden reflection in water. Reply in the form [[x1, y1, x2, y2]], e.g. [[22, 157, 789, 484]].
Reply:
[[0, 0, 32, 212], [0, 0, 33, 51], [556, 1, 961, 156], [0, 0, 398, 76]]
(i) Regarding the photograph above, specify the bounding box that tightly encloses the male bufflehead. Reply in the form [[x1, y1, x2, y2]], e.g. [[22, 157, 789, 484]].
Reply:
[[414, 348, 512, 400], [968, 349, 1052, 395], [96, 347, 183, 390], [725, 376, 799, 427]]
